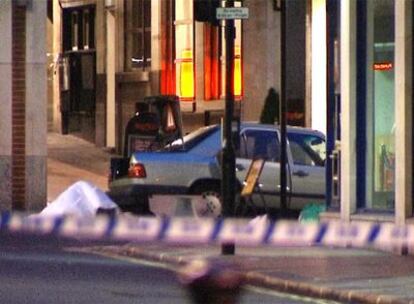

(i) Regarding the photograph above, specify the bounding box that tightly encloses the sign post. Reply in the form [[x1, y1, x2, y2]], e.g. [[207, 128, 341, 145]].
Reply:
[[279, 0, 288, 218], [218, 1, 248, 255], [220, 0, 236, 255]]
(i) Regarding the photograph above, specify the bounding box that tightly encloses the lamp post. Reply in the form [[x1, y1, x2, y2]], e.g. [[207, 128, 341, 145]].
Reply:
[[221, 0, 236, 255], [279, 0, 288, 216]]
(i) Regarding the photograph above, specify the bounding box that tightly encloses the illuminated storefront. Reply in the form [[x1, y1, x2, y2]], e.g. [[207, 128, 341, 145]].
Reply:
[[326, 0, 413, 224], [173, 0, 243, 107]]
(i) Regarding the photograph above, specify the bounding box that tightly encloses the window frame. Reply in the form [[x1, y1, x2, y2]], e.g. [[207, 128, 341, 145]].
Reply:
[[71, 11, 79, 51], [287, 133, 326, 167], [239, 128, 280, 162], [125, 0, 152, 71]]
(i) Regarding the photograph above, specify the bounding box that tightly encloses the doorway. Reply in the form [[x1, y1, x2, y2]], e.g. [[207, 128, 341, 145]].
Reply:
[[61, 5, 96, 142]]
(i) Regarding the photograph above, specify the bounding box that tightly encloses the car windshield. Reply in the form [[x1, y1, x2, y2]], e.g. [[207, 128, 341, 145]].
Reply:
[[165, 125, 219, 151]]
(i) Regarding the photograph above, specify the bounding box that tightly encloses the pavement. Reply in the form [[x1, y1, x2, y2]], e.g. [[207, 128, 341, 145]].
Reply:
[[47, 132, 414, 304], [47, 132, 111, 202]]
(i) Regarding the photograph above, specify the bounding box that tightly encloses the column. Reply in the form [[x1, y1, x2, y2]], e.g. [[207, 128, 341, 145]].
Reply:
[[340, 0, 357, 220], [395, 0, 412, 224], [311, 0, 327, 134], [52, 0, 62, 132], [106, 7, 116, 148], [25, 0, 47, 210]]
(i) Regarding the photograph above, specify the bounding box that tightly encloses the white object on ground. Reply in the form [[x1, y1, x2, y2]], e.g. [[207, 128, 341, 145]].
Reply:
[[39, 180, 118, 219], [249, 214, 269, 227]]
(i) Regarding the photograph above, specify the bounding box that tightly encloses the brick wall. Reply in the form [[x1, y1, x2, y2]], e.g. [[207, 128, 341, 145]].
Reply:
[[12, 4, 26, 210]]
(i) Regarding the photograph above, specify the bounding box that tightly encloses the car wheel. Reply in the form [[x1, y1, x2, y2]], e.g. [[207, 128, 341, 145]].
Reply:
[[191, 183, 222, 218]]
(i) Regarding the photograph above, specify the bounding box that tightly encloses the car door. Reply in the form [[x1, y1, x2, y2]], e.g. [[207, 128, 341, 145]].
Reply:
[[287, 131, 326, 209], [236, 127, 287, 209]]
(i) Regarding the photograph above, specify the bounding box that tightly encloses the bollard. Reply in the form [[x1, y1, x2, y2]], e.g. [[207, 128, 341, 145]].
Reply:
[[178, 259, 244, 304]]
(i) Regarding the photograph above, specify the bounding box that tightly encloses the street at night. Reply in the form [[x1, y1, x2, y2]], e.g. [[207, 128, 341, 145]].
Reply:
[[2, 0, 414, 303], [0, 240, 340, 304]]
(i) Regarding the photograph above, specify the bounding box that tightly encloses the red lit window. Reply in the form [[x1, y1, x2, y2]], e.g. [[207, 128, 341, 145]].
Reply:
[[160, 0, 176, 95], [204, 23, 221, 100]]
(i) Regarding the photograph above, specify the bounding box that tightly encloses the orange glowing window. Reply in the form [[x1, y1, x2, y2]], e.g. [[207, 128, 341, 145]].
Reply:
[[220, 8, 243, 101], [234, 46, 242, 99], [179, 49, 194, 101], [160, 0, 176, 95], [175, 0, 194, 102], [204, 23, 220, 101]]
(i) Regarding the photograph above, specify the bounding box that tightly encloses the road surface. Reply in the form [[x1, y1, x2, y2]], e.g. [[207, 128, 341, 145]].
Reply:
[[0, 237, 339, 304]]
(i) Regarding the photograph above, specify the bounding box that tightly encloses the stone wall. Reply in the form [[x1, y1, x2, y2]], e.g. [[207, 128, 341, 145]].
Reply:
[[25, 0, 47, 211], [0, 1, 13, 210], [0, 1, 47, 211], [242, 0, 281, 122]]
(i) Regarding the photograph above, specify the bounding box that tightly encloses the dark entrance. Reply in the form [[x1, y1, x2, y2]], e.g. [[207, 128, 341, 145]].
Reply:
[[61, 5, 96, 142]]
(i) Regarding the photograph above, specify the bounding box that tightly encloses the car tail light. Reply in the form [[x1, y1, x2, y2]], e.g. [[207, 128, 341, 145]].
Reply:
[[128, 163, 147, 178]]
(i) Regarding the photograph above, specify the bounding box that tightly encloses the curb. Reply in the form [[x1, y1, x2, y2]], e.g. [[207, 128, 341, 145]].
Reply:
[[116, 247, 414, 304], [243, 271, 411, 304]]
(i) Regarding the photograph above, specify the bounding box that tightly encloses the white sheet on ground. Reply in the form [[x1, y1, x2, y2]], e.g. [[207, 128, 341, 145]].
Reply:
[[249, 214, 269, 227], [39, 181, 118, 219]]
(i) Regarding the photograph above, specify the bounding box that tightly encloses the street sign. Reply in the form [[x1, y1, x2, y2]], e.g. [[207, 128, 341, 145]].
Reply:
[[216, 7, 249, 20]]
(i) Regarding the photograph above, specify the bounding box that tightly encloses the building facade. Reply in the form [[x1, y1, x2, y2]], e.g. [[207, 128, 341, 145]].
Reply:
[[47, 0, 414, 224], [48, 0, 291, 151], [0, 0, 47, 211], [4, 0, 412, 224]]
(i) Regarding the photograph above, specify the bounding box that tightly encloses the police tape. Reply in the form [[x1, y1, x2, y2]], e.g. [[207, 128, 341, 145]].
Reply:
[[0, 212, 413, 250]]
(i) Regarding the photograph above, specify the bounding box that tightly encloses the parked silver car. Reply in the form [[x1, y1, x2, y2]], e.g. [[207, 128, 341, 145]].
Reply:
[[108, 123, 326, 216]]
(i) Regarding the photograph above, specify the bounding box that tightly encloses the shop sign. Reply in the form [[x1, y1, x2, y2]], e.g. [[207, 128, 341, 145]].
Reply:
[[373, 62, 393, 71]]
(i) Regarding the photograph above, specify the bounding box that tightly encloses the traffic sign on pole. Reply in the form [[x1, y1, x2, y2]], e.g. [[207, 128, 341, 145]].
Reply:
[[216, 7, 249, 20]]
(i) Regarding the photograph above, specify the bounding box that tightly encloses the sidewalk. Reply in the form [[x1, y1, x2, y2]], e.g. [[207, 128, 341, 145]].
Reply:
[[47, 132, 414, 304], [47, 132, 112, 202]]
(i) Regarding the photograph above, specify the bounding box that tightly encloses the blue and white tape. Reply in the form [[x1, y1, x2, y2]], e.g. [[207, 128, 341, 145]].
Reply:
[[0, 212, 413, 250]]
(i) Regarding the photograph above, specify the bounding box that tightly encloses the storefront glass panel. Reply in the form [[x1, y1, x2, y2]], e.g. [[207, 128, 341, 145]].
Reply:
[[365, 0, 395, 211]]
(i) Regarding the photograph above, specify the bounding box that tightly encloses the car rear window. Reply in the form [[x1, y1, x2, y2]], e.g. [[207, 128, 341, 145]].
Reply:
[[165, 125, 220, 151]]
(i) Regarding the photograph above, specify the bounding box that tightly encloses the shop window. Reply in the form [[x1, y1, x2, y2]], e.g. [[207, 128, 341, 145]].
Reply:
[[179, 49, 194, 99], [357, 0, 395, 211], [63, 7, 95, 52], [71, 12, 79, 50], [220, 0, 243, 100], [160, 0, 176, 94], [125, 0, 152, 70], [204, 1, 243, 101], [204, 23, 220, 100], [83, 10, 90, 50], [171, 0, 243, 102], [175, 0, 194, 101]]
